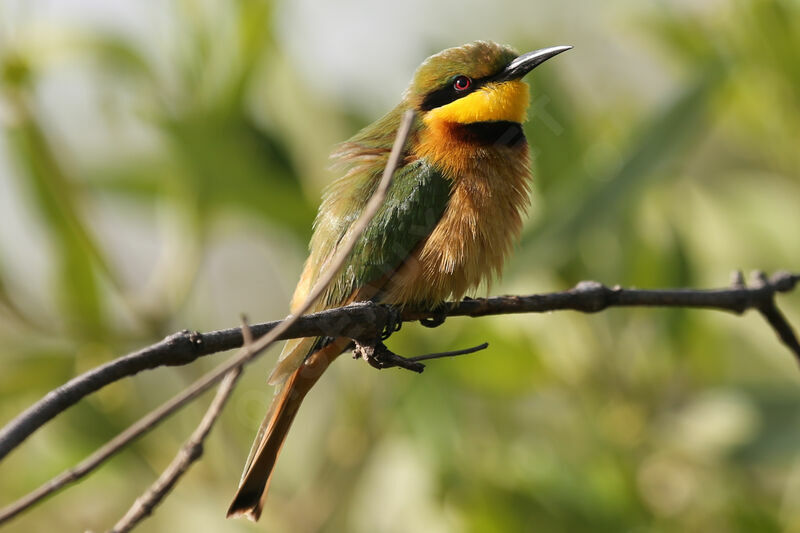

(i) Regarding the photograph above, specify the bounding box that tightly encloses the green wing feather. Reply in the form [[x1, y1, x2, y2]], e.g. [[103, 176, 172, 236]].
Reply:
[[301, 107, 451, 308], [322, 157, 451, 305], [268, 115, 450, 383]]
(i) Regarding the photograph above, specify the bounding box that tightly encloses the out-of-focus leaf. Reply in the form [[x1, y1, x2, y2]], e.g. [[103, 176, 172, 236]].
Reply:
[[228, 0, 274, 104], [517, 60, 725, 270], [165, 111, 315, 237], [5, 112, 106, 335], [642, 6, 722, 65], [82, 162, 166, 200], [0, 51, 33, 89], [738, 0, 800, 92], [524, 69, 588, 194], [733, 386, 800, 464], [80, 34, 154, 80]]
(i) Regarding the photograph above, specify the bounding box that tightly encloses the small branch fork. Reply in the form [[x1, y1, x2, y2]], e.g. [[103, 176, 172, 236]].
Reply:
[[353, 340, 490, 373]]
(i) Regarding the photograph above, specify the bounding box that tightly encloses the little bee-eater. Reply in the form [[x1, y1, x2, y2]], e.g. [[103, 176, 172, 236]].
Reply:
[[228, 41, 571, 520]]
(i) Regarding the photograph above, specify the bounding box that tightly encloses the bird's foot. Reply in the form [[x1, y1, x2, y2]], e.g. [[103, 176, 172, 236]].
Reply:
[[419, 302, 450, 328], [352, 340, 425, 373], [380, 304, 403, 340]]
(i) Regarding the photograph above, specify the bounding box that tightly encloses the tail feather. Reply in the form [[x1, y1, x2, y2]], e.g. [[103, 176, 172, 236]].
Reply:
[[226, 372, 303, 521], [268, 337, 315, 385], [227, 338, 349, 520]]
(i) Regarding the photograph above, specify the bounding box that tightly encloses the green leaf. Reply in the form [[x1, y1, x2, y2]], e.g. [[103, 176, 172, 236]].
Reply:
[[6, 112, 106, 335]]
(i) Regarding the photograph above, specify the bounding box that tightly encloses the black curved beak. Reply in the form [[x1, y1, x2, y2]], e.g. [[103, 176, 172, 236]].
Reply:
[[495, 45, 572, 82]]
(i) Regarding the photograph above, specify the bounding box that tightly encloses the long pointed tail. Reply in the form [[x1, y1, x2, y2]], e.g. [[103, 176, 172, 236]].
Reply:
[[227, 338, 347, 521]]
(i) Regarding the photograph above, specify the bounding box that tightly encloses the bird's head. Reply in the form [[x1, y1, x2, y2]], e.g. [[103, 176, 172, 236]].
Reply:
[[407, 41, 570, 129]]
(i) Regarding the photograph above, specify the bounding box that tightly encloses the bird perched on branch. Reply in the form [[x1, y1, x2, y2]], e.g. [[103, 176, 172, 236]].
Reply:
[[228, 40, 570, 520]]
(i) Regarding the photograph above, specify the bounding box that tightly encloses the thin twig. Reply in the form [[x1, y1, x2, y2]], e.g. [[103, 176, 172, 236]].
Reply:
[[108, 318, 254, 532], [408, 342, 490, 362], [759, 303, 800, 359], [353, 340, 490, 372], [110, 368, 242, 533], [241, 315, 255, 346], [751, 271, 800, 362], [0, 110, 417, 527]]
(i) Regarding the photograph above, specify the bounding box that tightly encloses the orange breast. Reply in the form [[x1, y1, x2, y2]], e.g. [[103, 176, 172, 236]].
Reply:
[[382, 121, 531, 305]]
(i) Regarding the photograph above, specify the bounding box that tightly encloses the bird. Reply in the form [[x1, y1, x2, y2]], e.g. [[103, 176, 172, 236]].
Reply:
[[227, 40, 571, 520]]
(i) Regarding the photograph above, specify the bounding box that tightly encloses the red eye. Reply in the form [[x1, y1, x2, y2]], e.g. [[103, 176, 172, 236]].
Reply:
[[453, 76, 472, 91]]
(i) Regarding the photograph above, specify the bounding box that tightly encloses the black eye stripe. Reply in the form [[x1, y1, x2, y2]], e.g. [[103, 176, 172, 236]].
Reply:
[[419, 75, 492, 111]]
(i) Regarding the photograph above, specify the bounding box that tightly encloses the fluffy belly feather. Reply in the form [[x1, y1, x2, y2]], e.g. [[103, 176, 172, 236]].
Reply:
[[383, 135, 531, 305]]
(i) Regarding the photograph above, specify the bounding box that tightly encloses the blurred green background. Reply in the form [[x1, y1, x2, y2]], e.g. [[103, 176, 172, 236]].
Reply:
[[1, 0, 800, 531]]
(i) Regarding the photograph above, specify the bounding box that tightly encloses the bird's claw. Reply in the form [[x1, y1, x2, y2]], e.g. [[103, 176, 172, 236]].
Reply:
[[380, 305, 403, 340], [353, 340, 425, 373], [419, 303, 449, 328]]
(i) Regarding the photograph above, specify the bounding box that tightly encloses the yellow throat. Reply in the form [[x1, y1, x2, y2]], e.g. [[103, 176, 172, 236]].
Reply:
[[423, 80, 530, 126]]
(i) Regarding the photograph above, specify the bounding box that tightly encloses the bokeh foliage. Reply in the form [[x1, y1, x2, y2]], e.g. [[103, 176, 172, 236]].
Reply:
[[1, 1, 799, 532]]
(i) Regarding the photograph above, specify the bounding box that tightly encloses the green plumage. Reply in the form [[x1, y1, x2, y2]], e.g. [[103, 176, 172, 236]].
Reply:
[[298, 107, 450, 308], [326, 159, 450, 305]]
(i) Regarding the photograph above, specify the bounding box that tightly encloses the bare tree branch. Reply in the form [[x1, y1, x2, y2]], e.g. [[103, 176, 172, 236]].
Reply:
[[0, 271, 794, 525], [0, 270, 797, 483], [0, 109, 417, 528], [0, 305, 389, 462]]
